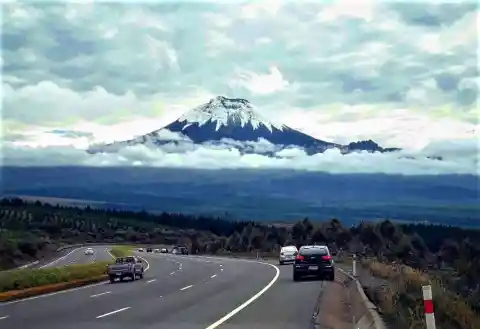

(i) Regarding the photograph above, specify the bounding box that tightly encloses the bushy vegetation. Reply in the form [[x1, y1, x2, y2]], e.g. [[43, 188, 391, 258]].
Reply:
[[109, 245, 133, 257], [1, 197, 479, 327], [0, 262, 109, 293], [360, 259, 480, 329]]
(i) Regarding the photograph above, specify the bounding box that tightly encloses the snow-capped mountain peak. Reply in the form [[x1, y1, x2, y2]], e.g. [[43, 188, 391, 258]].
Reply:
[[177, 96, 285, 132], [88, 96, 402, 157]]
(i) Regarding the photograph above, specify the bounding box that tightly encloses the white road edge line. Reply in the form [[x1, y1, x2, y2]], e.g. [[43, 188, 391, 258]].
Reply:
[[96, 307, 131, 319], [1, 246, 151, 306], [0, 316, 9, 320], [147, 279, 156, 283], [40, 247, 82, 268], [0, 281, 108, 306], [210, 274, 217, 278], [90, 291, 111, 298], [180, 285, 193, 291], [204, 262, 280, 329]]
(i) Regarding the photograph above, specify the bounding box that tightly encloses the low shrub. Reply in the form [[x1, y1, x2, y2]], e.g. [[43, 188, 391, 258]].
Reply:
[[109, 246, 133, 258], [362, 259, 480, 329], [0, 261, 110, 293]]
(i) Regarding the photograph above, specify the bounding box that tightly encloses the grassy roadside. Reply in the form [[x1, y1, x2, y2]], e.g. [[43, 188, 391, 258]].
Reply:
[[109, 245, 133, 258], [0, 245, 134, 301], [0, 261, 111, 301], [361, 259, 480, 329]]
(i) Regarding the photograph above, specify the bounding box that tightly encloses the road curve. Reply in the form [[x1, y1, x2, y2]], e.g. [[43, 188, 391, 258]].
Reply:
[[0, 253, 328, 329], [32, 246, 114, 269]]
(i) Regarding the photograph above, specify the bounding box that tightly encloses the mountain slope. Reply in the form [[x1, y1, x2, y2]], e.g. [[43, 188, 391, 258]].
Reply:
[[88, 96, 400, 155]]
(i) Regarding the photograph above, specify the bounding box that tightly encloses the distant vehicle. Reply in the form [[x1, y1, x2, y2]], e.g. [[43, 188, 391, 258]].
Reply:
[[146, 247, 152, 253], [84, 248, 94, 255], [171, 246, 188, 255], [293, 245, 334, 281], [160, 248, 168, 253], [107, 256, 145, 283], [278, 245, 298, 265], [138, 248, 144, 252], [154, 248, 160, 253]]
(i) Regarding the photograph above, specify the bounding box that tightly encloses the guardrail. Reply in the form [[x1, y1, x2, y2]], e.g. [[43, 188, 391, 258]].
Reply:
[[337, 256, 387, 329]]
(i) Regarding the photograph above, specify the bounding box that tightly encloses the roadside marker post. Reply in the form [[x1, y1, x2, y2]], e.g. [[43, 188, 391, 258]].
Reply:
[[352, 254, 357, 277], [422, 285, 436, 329]]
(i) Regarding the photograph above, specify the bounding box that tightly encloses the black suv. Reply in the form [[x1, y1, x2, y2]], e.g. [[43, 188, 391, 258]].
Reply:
[[293, 245, 335, 281]]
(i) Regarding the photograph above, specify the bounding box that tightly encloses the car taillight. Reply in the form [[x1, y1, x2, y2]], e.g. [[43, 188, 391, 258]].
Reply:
[[322, 255, 332, 261], [295, 255, 304, 261]]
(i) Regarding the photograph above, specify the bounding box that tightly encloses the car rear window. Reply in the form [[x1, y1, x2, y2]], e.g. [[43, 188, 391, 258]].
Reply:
[[282, 246, 297, 252], [300, 248, 328, 256]]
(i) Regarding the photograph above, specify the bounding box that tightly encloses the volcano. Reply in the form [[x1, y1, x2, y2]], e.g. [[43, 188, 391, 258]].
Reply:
[[88, 96, 401, 156]]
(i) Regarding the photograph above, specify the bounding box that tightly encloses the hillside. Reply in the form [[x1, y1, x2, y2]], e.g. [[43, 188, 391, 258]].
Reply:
[[3, 167, 479, 226], [0, 197, 478, 284]]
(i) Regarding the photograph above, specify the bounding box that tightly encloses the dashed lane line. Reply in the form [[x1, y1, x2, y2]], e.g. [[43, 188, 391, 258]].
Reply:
[[90, 291, 111, 298], [96, 307, 131, 319], [180, 285, 193, 291]]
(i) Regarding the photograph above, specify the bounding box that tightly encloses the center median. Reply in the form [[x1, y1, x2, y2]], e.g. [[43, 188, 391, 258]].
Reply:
[[0, 246, 133, 302]]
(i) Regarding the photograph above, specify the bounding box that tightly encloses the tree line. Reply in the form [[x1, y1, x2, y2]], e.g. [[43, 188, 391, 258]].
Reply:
[[1, 197, 479, 306]]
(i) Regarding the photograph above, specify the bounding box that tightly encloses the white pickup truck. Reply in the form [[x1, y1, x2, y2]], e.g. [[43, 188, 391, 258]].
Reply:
[[107, 256, 145, 283]]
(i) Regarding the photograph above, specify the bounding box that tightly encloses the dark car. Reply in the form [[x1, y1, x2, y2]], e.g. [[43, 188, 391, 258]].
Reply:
[[146, 247, 153, 253], [293, 245, 335, 281]]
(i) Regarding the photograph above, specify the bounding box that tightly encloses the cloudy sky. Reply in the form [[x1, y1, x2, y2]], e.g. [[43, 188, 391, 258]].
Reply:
[[2, 0, 479, 174]]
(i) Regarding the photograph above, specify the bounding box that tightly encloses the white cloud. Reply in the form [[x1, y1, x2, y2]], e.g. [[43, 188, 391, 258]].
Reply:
[[1, 135, 477, 175], [2, 1, 478, 174]]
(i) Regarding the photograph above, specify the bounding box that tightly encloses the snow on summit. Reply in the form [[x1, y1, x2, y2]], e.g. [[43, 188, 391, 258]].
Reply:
[[88, 96, 399, 156], [178, 96, 286, 132]]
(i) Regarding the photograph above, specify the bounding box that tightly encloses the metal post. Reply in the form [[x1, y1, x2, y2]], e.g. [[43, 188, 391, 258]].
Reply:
[[422, 285, 436, 329], [352, 254, 357, 277]]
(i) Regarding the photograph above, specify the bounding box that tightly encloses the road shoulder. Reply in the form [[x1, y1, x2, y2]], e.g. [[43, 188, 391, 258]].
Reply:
[[313, 271, 352, 329]]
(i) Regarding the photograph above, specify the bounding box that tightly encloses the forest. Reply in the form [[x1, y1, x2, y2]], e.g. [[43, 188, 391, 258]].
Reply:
[[1, 197, 479, 312]]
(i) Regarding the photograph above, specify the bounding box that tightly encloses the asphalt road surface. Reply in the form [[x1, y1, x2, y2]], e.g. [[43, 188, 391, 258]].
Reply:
[[31, 246, 114, 269], [0, 252, 329, 329]]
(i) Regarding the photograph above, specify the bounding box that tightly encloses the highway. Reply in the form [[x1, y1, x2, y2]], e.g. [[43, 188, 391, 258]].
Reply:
[[0, 248, 328, 329], [37, 246, 114, 268]]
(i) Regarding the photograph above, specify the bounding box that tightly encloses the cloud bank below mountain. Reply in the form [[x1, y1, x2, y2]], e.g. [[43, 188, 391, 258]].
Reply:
[[2, 131, 477, 175]]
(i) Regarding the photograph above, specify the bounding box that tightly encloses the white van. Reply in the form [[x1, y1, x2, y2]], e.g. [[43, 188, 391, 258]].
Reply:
[[278, 245, 298, 265]]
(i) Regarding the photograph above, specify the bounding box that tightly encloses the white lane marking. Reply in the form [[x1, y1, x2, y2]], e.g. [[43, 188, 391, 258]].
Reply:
[[96, 307, 131, 319], [219, 264, 223, 267], [220, 269, 224, 271], [180, 285, 193, 291], [40, 247, 81, 268], [170, 271, 176, 275], [90, 291, 111, 298], [211, 275, 217, 278], [205, 263, 280, 329], [2, 246, 151, 306], [1, 281, 108, 305], [0, 316, 9, 320], [147, 279, 156, 283]]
